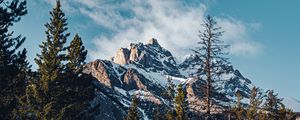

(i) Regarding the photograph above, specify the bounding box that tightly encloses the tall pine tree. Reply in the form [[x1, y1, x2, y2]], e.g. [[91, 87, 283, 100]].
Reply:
[[263, 90, 284, 120], [126, 95, 140, 120], [20, 1, 95, 119], [246, 87, 263, 120], [193, 15, 229, 119], [163, 76, 176, 106], [34, 0, 70, 119], [175, 84, 188, 120], [60, 34, 94, 119], [162, 76, 176, 119], [0, 0, 30, 119], [232, 92, 245, 120], [66, 34, 87, 74], [35, 0, 69, 93]]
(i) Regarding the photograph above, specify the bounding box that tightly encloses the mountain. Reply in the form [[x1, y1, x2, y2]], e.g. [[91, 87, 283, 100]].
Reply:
[[283, 97, 300, 112], [83, 38, 254, 119]]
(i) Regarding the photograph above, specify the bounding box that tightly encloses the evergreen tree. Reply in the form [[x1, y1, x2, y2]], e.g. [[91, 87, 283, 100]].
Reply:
[[126, 95, 140, 120], [33, 0, 70, 119], [35, 0, 69, 94], [60, 34, 94, 119], [263, 90, 284, 120], [16, 1, 95, 119], [0, 0, 30, 119], [286, 108, 295, 120], [232, 92, 245, 120], [246, 87, 263, 120], [162, 76, 176, 119], [166, 110, 175, 120], [175, 84, 188, 120], [163, 76, 176, 106], [66, 34, 87, 74], [16, 77, 42, 119], [193, 15, 229, 119], [278, 106, 294, 120]]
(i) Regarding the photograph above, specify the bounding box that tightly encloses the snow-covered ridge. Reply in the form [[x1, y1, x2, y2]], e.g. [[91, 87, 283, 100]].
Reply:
[[85, 38, 255, 119], [283, 97, 300, 112]]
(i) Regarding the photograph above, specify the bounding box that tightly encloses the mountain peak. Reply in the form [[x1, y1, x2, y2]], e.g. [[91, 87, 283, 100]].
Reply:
[[113, 48, 130, 65], [86, 39, 255, 119], [112, 38, 180, 76], [147, 38, 160, 46]]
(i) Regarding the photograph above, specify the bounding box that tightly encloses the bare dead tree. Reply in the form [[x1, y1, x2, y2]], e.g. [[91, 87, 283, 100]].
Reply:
[[193, 15, 229, 120]]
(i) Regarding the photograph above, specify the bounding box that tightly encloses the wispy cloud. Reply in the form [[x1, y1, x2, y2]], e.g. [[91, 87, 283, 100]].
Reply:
[[217, 17, 262, 56], [44, 0, 262, 59]]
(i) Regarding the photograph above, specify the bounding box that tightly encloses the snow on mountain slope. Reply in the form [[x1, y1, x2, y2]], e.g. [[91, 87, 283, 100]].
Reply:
[[283, 97, 300, 112], [178, 54, 253, 99], [84, 38, 256, 119]]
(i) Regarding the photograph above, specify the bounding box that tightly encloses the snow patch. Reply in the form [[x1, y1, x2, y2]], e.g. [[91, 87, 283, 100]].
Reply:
[[283, 97, 300, 112], [114, 87, 127, 96]]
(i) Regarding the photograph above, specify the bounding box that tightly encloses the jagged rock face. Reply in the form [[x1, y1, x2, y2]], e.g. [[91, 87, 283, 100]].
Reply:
[[214, 65, 252, 98], [83, 60, 126, 88], [122, 68, 147, 90], [91, 90, 126, 120], [85, 38, 254, 119], [178, 54, 204, 77], [147, 38, 160, 46], [179, 54, 252, 99], [113, 48, 130, 65], [185, 79, 206, 114], [112, 38, 180, 76], [84, 59, 167, 119], [129, 43, 140, 62], [185, 78, 229, 116]]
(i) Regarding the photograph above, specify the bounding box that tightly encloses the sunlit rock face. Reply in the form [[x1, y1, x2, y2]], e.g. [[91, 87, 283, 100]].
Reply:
[[84, 38, 254, 119], [113, 48, 130, 65]]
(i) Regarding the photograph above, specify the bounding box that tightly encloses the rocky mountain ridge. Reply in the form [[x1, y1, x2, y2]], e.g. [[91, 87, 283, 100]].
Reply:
[[83, 38, 254, 119]]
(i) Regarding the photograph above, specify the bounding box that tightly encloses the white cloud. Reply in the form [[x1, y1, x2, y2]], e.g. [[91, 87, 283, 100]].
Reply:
[[45, 0, 262, 60], [217, 17, 262, 56]]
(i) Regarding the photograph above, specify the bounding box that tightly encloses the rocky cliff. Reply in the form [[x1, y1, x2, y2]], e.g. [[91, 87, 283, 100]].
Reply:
[[84, 38, 254, 119]]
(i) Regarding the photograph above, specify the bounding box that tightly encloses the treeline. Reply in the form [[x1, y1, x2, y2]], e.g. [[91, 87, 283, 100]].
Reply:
[[125, 78, 294, 120], [0, 0, 95, 119]]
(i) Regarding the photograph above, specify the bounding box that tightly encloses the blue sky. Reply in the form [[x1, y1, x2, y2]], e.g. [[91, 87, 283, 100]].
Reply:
[[12, 0, 300, 99]]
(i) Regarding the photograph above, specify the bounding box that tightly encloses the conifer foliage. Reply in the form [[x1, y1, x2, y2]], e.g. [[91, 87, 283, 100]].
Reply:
[[162, 76, 176, 119], [163, 77, 176, 106], [175, 84, 189, 120], [18, 1, 95, 119], [61, 33, 94, 119], [66, 34, 87, 74], [263, 90, 285, 120], [33, 1, 70, 119], [232, 92, 245, 120], [126, 95, 140, 120], [0, 0, 30, 119], [35, 0, 69, 93], [246, 87, 263, 120]]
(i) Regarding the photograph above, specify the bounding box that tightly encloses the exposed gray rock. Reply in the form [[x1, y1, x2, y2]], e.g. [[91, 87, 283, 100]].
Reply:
[[84, 38, 254, 119], [113, 48, 130, 65], [122, 68, 147, 90], [147, 38, 160, 46]]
